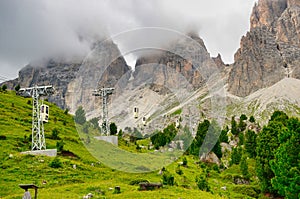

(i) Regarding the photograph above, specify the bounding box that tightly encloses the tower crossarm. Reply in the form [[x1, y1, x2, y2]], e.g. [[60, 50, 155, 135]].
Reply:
[[17, 85, 54, 97]]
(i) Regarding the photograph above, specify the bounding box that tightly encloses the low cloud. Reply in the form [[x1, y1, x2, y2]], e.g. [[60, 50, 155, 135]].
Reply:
[[0, 0, 256, 80]]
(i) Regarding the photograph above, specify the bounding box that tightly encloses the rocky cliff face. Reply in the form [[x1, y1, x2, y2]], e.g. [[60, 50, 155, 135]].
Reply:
[[133, 33, 224, 94], [65, 39, 131, 114], [228, 0, 300, 97], [4, 60, 81, 109], [5, 40, 130, 111]]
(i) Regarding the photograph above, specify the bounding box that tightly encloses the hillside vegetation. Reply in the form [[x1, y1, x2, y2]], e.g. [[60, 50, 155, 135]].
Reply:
[[0, 91, 222, 199], [1, 91, 298, 199]]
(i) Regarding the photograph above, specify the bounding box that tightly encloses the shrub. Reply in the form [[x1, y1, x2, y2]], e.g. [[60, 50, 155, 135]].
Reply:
[[90, 117, 99, 129], [109, 123, 118, 135], [249, 116, 255, 123], [49, 158, 63, 168], [2, 84, 7, 92], [51, 128, 60, 140], [113, 186, 121, 194], [53, 117, 57, 124], [15, 84, 20, 92], [175, 166, 183, 175], [74, 106, 86, 125], [0, 135, 7, 140], [212, 164, 220, 173], [56, 140, 64, 152], [182, 157, 187, 167], [82, 122, 89, 134], [232, 185, 260, 198], [196, 174, 210, 192], [162, 172, 175, 186], [129, 179, 149, 185], [64, 108, 69, 115]]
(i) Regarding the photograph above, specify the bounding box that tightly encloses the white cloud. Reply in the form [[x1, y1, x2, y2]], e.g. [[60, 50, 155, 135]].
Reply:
[[0, 0, 256, 80]]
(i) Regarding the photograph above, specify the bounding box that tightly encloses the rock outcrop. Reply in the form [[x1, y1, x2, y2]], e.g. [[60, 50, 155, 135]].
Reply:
[[228, 0, 300, 97], [4, 60, 81, 109], [133, 33, 222, 94], [5, 39, 130, 111], [65, 39, 131, 114]]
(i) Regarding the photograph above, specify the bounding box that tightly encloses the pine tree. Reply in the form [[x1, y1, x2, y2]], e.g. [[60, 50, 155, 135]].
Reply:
[[245, 130, 257, 158], [219, 126, 229, 143], [270, 118, 300, 199], [2, 84, 7, 92], [238, 132, 244, 146], [256, 112, 286, 194], [249, 116, 255, 123], [231, 116, 238, 135], [15, 84, 20, 92], [188, 120, 210, 156], [240, 155, 249, 179], [109, 122, 118, 135], [230, 147, 242, 165], [238, 114, 247, 132], [74, 106, 86, 125]]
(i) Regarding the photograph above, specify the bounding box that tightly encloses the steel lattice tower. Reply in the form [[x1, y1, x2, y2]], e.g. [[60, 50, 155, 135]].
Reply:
[[92, 87, 114, 136], [18, 85, 54, 150]]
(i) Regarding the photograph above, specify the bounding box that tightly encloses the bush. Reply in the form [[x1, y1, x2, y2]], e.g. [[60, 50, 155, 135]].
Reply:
[[249, 116, 255, 123], [212, 164, 220, 173], [175, 166, 183, 175], [113, 186, 121, 194], [64, 108, 69, 115], [74, 106, 86, 125], [129, 179, 149, 185], [51, 128, 60, 140], [2, 84, 7, 92], [0, 135, 7, 140], [240, 114, 247, 121], [109, 123, 118, 135], [53, 117, 57, 124], [182, 157, 187, 167], [232, 185, 260, 198], [90, 118, 99, 129], [162, 172, 175, 186], [49, 158, 63, 168], [56, 140, 64, 152], [15, 84, 20, 92], [82, 122, 89, 134], [196, 174, 210, 192]]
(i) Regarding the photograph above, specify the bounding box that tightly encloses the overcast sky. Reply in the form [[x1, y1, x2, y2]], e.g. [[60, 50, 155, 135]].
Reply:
[[0, 0, 257, 82]]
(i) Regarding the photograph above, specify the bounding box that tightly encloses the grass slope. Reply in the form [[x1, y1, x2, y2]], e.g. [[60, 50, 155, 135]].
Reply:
[[0, 91, 258, 198]]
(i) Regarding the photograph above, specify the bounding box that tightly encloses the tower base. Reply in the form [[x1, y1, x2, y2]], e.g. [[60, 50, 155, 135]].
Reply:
[[21, 149, 57, 157], [94, 136, 118, 146]]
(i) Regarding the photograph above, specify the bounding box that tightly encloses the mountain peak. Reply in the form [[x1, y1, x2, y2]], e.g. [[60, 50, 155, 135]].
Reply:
[[250, 0, 287, 29], [228, 0, 300, 97]]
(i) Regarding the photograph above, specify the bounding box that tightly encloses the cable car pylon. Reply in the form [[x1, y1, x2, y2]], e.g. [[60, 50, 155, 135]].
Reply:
[[17, 85, 54, 150], [92, 87, 114, 136]]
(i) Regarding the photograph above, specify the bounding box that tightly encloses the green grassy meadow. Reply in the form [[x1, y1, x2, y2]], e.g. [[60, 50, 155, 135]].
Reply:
[[0, 91, 259, 198]]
